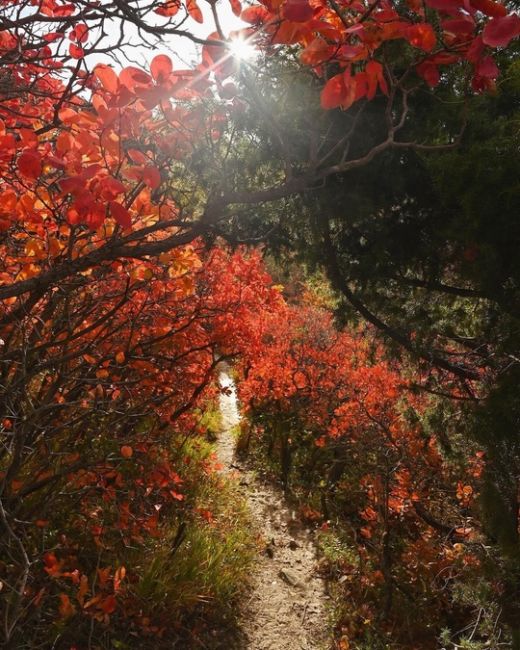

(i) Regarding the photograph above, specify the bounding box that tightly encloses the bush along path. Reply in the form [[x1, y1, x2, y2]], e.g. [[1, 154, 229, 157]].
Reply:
[[217, 367, 331, 650]]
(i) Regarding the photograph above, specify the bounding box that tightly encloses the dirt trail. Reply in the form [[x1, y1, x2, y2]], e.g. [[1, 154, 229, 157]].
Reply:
[[218, 368, 331, 650]]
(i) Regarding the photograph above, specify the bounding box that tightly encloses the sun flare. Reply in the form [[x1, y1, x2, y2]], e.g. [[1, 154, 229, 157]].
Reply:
[[228, 37, 256, 61]]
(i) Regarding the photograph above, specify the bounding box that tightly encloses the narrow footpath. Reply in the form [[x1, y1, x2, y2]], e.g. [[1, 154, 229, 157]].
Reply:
[[217, 368, 331, 650]]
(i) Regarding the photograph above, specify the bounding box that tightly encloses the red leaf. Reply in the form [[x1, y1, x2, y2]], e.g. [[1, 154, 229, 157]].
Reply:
[[151, 54, 173, 83], [0, 134, 16, 152], [109, 201, 132, 229], [482, 14, 520, 47], [119, 67, 152, 91], [321, 74, 345, 110], [77, 23, 89, 43], [241, 6, 270, 24], [99, 595, 117, 614], [69, 43, 84, 59], [476, 55, 499, 78], [43, 552, 61, 576], [154, 0, 181, 16], [466, 35, 485, 62], [201, 33, 235, 78], [416, 61, 440, 86], [365, 60, 388, 100], [43, 32, 63, 42], [187, 0, 203, 23], [229, 0, 242, 17], [472, 75, 496, 91], [283, 0, 314, 22], [469, 0, 507, 17], [47, 155, 67, 169], [85, 204, 105, 230], [60, 176, 84, 194], [18, 150, 42, 179], [360, 506, 377, 521], [101, 177, 126, 200], [142, 165, 161, 190], [127, 148, 148, 164], [58, 594, 76, 619], [425, 0, 462, 12], [93, 64, 119, 94], [442, 17, 475, 36], [54, 3, 75, 17], [70, 23, 88, 43], [321, 72, 356, 110], [406, 23, 436, 51]]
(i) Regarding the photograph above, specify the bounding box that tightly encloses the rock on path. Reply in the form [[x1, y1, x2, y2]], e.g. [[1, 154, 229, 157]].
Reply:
[[218, 368, 330, 650]]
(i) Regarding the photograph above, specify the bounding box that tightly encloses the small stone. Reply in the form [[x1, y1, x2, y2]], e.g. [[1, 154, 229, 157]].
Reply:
[[279, 568, 302, 587]]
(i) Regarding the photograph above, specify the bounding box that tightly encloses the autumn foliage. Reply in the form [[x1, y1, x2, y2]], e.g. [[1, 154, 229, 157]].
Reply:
[[237, 297, 487, 647], [238, 0, 520, 105], [0, 0, 518, 646]]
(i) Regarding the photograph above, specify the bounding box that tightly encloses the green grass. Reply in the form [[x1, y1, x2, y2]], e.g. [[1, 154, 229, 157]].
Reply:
[[134, 477, 255, 612], [122, 445, 257, 648], [40, 405, 258, 650]]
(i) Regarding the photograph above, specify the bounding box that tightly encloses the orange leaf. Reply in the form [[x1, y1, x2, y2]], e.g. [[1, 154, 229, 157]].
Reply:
[[93, 64, 119, 94], [35, 519, 49, 527], [229, 0, 242, 16], [187, 0, 203, 22], [320, 74, 345, 110], [77, 574, 89, 607], [405, 23, 436, 51], [321, 72, 356, 110], [142, 165, 161, 190], [241, 5, 270, 23], [114, 566, 126, 592], [99, 594, 117, 614], [120, 66, 152, 91], [121, 445, 133, 458], [44, 552, 63, 577], [11, 479, 23, 492], [151, 54, 173, 83], [58, 593, 76, 619], [339, 637, 350, 650]]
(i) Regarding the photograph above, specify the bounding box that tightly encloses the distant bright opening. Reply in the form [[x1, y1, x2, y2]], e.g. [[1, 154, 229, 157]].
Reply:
[[228, 37, 256, 61]]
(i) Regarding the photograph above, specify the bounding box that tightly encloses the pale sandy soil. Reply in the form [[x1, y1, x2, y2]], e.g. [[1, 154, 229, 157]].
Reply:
[[216, 369, 331, 650]]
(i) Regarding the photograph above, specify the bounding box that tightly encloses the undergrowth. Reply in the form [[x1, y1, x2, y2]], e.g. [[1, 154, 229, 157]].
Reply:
[[21, 411, 255, 650]]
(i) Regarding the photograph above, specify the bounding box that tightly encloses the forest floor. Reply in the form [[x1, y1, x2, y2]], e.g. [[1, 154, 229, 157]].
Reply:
[[216, 368, 331, 650]]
